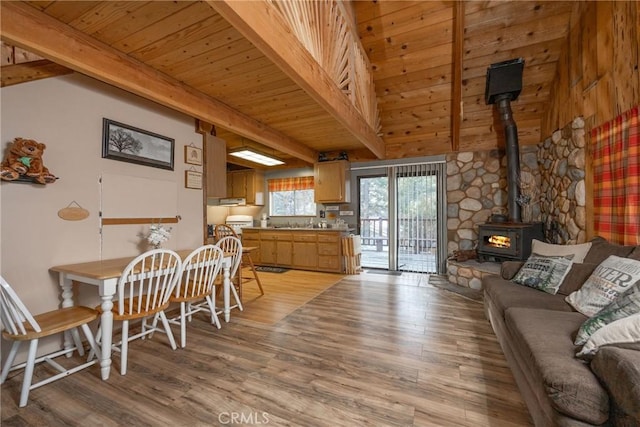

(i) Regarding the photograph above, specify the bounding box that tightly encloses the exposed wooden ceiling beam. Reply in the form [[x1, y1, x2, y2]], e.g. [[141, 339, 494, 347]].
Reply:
[[0, 1, 317, 164], [451, 1, 464, 152], [208, 0, 386, 160], [1, 59, 72, 87]]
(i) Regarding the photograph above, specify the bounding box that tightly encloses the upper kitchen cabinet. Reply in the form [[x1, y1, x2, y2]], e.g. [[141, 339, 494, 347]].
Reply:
[[314, 160, 350, 203], [227, 169, 265, 205], [205, 134, 227, 199]]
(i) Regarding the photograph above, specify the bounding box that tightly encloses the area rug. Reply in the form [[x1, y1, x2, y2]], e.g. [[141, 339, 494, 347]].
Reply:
[[254, 266, 289, 273], [366, 269, 402, 276], [428, 275, 483, 302]]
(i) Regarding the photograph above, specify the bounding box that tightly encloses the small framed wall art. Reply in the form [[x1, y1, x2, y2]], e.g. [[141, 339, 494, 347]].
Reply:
[[185, 169, 203, 189], [184, 144, 202, 166], [102, 118, 175, 170]]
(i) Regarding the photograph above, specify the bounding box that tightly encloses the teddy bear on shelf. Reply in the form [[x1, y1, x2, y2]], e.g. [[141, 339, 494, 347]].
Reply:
[[0, 137, 57, 184]]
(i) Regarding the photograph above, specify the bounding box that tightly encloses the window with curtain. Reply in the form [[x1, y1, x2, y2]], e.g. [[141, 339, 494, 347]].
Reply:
[[591, 105, 639, 245], [268, 176, 316, 216]]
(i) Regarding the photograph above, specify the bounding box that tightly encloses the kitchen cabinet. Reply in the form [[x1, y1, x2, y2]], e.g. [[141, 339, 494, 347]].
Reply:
[[292, 233, 318, 269], [226, 169, 265, 205], [259, 231, 292, 266], [317, 232, 342, 271], [314, 160, 350, 203], [200, 121, 226, 198], [243, 228, 345, 273]]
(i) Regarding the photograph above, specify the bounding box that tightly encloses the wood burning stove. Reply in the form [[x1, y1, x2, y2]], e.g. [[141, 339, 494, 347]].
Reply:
[[477, 222, 544, 262], [476, 58, 545, 262]]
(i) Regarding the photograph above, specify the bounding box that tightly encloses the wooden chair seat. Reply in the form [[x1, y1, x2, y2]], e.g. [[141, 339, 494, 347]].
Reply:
[[96, 297, 171, 321], [2, 307, 98, 341]]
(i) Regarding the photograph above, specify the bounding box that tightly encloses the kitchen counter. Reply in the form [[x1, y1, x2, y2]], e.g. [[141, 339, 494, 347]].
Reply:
[[243, 226, 355, 232], [241, 228, 350, 273]]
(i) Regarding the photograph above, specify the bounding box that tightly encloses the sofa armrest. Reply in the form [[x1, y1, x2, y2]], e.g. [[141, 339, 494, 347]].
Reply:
[[501, 261, 524, 280], [591, 346, 640, 425]]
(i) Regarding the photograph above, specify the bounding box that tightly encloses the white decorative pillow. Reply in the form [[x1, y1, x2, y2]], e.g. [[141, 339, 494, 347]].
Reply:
[[574, 282, 640, 345], [576, 314, 640, 359], [512, 253, 574, 295], [531, 239, 592, 263], [566, 255, 640, 316]]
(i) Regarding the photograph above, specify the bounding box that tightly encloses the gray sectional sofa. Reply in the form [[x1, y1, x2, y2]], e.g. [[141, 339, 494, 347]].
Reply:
[[482, 237, 640, 426]]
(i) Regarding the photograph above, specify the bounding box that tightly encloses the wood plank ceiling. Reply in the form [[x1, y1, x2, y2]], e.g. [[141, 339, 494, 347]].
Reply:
[[0, 1, 575, 167]]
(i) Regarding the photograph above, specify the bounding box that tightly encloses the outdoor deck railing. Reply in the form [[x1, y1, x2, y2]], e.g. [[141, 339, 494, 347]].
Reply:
[[359, 218, 437, 252]]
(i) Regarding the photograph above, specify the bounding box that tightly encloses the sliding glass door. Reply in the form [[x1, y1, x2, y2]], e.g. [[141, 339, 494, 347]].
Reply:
[[358, 176, 389, 270], [357, 162, 446, 274]]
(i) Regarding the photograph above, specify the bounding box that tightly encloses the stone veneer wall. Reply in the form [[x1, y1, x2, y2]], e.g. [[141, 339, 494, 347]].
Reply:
[[538, 117, 587, 243], [446, 118, 586, 256], [446, 117, 587, 289], [445, 148, 538, 255]]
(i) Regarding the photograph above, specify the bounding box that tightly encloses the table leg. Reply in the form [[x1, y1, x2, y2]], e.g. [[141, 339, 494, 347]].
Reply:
[[98, 294, 114, 380], [223, 262, 230, 322], [58, 275, 75, 354]]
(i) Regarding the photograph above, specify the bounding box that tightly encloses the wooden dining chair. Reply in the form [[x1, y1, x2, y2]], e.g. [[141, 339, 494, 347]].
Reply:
[[168, 245, 225, 348], [0, 275, 100, 407], [91, 249, 182, 375], [214, 224, 264, 296], [215, 236, 244, 312]]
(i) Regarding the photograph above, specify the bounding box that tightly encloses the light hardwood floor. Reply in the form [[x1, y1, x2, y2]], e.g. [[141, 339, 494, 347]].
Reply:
[[1, 269, 533, 426]]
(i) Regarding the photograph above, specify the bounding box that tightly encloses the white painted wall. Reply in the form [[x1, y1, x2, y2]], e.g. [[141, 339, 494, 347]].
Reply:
[[0, 74, 204, 360]]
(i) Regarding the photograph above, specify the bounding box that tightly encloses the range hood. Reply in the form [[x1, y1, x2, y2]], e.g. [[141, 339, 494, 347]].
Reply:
[[219, 197, 246, 206]]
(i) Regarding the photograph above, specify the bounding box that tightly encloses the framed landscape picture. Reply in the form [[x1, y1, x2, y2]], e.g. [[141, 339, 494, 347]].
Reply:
[[102, 118, 174, 170]]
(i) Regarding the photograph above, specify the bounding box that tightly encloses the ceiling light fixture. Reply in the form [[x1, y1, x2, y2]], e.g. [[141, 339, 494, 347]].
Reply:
[[229, 149, 284, 166]]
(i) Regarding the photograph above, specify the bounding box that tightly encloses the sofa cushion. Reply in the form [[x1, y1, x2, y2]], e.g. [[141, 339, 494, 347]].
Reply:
[[566, 255, 640, 316], [557, 263, 598, 296], [483, 277, 575, 320], [583, 237, 637, 265], [591, 347, 640, 425], [531, 239, 592, 263], [501, 261, 525, 280], [575, 282, 640, 346], [505, 308, 609, 424]]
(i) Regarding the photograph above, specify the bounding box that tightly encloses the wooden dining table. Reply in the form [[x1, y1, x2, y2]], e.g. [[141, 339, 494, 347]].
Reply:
[[50, 249, 233, 381]]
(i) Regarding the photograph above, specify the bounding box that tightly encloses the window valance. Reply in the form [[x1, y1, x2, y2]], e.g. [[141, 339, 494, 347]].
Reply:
[[268, 176, 314, 192]]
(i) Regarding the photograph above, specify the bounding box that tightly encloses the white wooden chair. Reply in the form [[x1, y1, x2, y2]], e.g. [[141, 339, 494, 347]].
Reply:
[[215, 236, 244, 312], [90, 249, 182, 375], [0, 275, 100, 407], [168, 245, 225, 348], [214, 224, 264, 296]]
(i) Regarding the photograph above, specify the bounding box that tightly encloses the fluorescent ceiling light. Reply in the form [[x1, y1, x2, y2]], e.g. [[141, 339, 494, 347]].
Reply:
[[229, 149, 284, 166]]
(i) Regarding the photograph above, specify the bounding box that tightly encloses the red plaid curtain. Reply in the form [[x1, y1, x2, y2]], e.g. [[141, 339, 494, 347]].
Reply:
[[267, 176, 314, 191], [591, 105, 639, 245]]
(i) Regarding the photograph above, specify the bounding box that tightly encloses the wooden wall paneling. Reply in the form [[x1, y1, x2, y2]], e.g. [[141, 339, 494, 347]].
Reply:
[[595, 1, 614, 124], [370, 43, 454, 81], [451, 1, 464, 151], [612, 1, 639, 117], [569, 21, 583, 89]]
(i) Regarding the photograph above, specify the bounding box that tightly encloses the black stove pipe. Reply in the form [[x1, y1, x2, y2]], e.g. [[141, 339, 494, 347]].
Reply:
[[496, 94, 521, 223]]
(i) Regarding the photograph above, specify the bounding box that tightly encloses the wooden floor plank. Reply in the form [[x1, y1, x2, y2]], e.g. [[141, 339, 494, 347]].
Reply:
[[1, 270, 533, 426]]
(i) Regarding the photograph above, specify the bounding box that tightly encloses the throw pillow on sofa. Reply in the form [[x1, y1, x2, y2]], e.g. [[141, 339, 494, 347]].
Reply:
[[531, 239, 592, 263], [512, 253, 574, 294], [566, 255, 640, 316], [574, 282, 640, 345], [576, 314, 640, 359]]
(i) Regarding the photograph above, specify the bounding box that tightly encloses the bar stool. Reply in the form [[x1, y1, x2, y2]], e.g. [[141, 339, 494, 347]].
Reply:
[[214, 224, 264, 298]]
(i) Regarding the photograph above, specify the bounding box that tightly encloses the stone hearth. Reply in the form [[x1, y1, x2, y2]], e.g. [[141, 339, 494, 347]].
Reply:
[[447, 260, 501, 290]]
